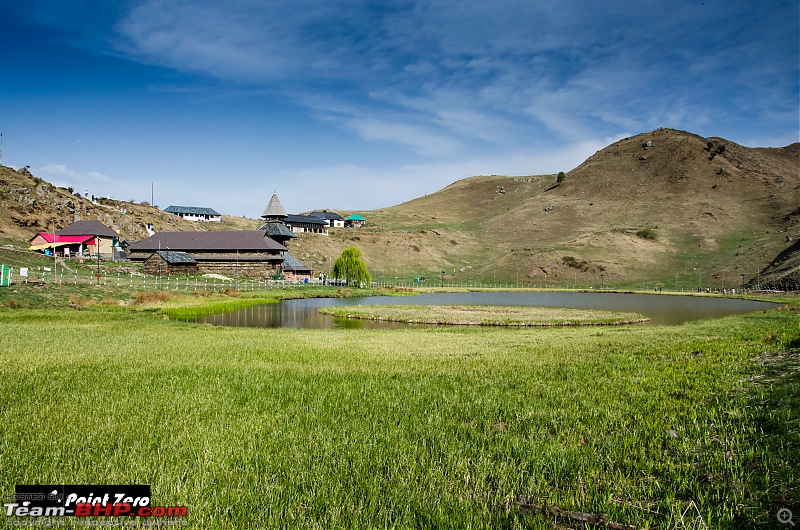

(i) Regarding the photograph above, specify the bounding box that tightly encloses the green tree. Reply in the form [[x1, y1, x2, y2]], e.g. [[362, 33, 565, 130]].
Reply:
[[557, 171, 566, 184], [332, 247, 372, 287]]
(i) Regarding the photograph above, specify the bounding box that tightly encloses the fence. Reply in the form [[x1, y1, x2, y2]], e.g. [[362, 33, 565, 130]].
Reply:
[[2, 264, 797, 296], [4, 266, 330, 293]]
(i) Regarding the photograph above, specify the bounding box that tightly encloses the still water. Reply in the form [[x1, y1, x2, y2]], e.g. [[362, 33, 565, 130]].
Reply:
[[191, 291, 776, 329]]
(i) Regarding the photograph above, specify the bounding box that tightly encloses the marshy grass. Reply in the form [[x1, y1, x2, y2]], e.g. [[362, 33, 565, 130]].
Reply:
[[160, 297, 278, 319], [0, 299, 796, 528], [320, 304, 649, 326]]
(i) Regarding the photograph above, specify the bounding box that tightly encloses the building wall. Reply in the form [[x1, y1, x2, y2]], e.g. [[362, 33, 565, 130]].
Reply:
[[195, 261, 280, 279], [171, 212, 221, 222], [287, 224, 329, 234]]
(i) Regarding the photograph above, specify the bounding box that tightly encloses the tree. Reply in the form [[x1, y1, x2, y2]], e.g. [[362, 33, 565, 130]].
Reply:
[[332, 247, 371, 287], [557, 171, 566, 184]]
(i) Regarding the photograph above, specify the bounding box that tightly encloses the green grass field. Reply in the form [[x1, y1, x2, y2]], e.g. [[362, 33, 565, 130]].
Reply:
[[0, 294, 798, 528]]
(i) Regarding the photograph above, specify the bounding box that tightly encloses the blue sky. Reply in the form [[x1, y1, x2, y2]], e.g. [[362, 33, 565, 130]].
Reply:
[[1, 1, 797, 218]]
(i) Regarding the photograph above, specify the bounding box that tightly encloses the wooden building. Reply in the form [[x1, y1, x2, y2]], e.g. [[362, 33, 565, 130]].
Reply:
[[281, 252, 313, 282], [144, 250, 198, 276], [127, 231, 287, 278]]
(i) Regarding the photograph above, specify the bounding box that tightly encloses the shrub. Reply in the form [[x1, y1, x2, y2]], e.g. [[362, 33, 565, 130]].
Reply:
[[222, 287, 241, 297], [69, 293, 95, 306], [557, 171, 566, 184], [4, 299, 21, 309], [131, 291, 172, 305], [636, 228, 657, 241]]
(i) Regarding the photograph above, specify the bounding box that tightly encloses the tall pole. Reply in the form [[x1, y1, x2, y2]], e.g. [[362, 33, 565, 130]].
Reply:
[[53, 220, 57, 283], [0, 132, 4, 166]]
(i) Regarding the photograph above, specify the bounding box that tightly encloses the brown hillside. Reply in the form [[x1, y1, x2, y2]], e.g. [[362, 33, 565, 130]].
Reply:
[[297, 129, 799, 287], [0, 165, 261, 246]]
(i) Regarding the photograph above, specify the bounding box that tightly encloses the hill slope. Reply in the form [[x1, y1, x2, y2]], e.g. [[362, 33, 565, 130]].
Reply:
[[295, 129, 798, 288], [0, 166, 261, 246], [1, 129, 797, 288]]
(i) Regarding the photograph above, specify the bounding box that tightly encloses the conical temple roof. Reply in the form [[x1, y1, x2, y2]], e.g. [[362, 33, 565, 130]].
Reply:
[[261, 192, 287, 219]]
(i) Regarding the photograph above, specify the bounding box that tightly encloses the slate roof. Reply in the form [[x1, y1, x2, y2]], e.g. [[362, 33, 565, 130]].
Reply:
[[128, 231, 287, 253], [285, 214, 326, 225], [282, 252, 312, 272], [164, 206, 221, 216], [57, 220, 119, 237], [310, 211, 345, 221], [261, 192, 288, 218], [258, 221, 298, 239], [155, 250, 196, 264]]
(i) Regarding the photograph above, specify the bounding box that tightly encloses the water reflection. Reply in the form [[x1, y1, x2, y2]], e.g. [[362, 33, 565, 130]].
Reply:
[[191, 292, 776, 329]]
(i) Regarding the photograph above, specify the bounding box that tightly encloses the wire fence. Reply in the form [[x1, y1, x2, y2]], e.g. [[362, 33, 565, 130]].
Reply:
[[2, 264, 798, 296], [3, 266, 330, 292]]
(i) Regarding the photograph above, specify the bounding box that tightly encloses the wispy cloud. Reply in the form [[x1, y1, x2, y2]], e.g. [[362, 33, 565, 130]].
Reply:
[[40, 163, 110, 189], [107, 0, 798, 150]]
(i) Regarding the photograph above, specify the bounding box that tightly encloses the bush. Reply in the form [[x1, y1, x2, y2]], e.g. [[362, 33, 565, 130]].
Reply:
[[557, 171, 566, 184], [131, 291, 172, 305], [636, 228, 657, 241], [69, 293, 95, 306]]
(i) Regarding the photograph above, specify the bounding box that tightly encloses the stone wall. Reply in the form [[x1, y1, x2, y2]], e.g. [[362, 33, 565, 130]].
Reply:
[[195, 261, 279, 279]]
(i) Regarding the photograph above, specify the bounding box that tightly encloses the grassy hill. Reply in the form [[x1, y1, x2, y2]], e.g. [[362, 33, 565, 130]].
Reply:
[[294, 129, 799, 288], [1, 128, 797, 289]]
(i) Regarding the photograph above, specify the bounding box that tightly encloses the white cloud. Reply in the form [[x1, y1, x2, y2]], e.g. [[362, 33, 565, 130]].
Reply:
[[39, 163, 110, 190], [110, 0, 798, 155]]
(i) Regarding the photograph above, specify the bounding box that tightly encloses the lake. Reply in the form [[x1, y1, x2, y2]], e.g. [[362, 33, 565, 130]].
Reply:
[[190, 291, 777, 329]]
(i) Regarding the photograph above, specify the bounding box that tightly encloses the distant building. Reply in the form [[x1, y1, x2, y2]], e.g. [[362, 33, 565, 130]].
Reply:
[[309, 211, 345, 228], [345, 214, 366, 228], [261, 192, 288, 221], [30, 220, 122, 259], [29, 233, 94, 258], [164, 206, 222, 222], [258, 220, 298, 247], [257, 192, 317, 275], [284, 214, 328, 235]]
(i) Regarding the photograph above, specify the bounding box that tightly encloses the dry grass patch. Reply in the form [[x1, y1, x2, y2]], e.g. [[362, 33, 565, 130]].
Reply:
[[131, 291, 174, 305], [320, 304, 649, 326], [68, 293, 95, 307]]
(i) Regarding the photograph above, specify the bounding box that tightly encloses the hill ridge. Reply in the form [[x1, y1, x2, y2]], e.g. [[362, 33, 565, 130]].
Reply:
[[1, 129, 797, 287]]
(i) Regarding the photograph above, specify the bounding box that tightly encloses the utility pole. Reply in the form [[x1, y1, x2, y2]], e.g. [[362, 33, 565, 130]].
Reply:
[[0, 132, 4, 166], [53, 220, 57, 283]]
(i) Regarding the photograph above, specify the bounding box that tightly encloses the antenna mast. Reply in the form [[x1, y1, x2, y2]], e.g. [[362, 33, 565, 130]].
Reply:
[[1, 133, 4, 166]]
